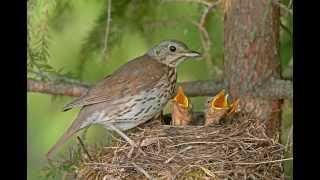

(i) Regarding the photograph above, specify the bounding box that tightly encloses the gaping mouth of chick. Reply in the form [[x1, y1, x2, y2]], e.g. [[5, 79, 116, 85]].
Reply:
[[174, 86, 189, 108], [210, 90, 229, 110], [210, 90, 240, 114]]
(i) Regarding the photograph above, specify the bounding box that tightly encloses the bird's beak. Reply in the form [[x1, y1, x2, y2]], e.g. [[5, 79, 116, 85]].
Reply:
[[183, 51, 202, 58]]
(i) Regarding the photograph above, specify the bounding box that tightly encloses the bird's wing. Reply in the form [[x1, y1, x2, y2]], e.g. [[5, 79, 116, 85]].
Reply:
[[63, 55, 168, 111]]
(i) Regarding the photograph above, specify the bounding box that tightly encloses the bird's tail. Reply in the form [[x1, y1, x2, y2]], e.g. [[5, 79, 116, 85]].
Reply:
[[46, 122, 80, 160]]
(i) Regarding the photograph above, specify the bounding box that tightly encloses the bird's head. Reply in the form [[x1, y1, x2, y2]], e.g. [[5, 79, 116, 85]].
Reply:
[[147, 40, 201, 67]]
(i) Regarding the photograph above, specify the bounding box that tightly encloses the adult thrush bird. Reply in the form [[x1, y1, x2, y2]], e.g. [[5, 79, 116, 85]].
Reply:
[[46, 40, 201, 159]]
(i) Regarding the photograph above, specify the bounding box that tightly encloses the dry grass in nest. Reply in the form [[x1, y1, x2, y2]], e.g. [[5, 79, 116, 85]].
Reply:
[[72, 114, 288, 180]]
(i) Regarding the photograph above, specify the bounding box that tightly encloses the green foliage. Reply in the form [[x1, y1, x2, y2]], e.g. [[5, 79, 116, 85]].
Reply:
[[28, 0, 55, 78], [27, 0, 80, 83], [77, 0, 166, 78], [42, 146, 82, 179]]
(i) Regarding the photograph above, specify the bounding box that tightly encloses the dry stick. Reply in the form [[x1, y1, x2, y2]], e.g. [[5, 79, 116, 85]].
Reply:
[[107, 123, 136, 147], [131, 162, 154, 180], [102, 0, 112, 61], [76, 136, 93, 161], [27, 79, 89, 97], [27, 78, 226, 97], [169, 141, 226, 148], [234, 157, 293, 165], [172, 165, 191, 180], [107, 123, 146, 157], [164, 146, 193, 164]]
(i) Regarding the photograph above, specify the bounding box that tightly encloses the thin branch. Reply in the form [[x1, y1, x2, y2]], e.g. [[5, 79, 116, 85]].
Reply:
[[102, 0, 112, 61], [131, 162, 154, 180], [190, 0, 223, 78], [234, 157, 293, 165], [27, 79, 89, 97], [27, 77, 292, 99], [273, 0, 293, 15], [76, 136, 93, 161], [27, 78, 227, 97], [280, 20, 292, 37], [164, 146, 193, 163], [199, 1, 220, 27], [254, 78, 293, 100]]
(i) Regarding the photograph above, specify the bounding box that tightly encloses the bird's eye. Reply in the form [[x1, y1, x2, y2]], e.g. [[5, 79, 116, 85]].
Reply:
[[169, 46, 176, 52]]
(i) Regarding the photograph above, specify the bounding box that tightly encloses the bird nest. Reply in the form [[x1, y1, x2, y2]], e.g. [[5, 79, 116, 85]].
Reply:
[[69, 113, 286, 180]]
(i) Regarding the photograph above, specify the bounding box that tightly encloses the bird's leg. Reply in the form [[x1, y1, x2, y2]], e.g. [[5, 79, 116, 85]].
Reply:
[[80, 128, 89, 142], [106, 123, 146, 158], [107, 123, 137, 147], [76, 136, 93, 161]]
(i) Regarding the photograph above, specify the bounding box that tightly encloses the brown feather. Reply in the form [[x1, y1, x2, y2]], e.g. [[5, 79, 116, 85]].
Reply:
[[63, 55, 169, 111]]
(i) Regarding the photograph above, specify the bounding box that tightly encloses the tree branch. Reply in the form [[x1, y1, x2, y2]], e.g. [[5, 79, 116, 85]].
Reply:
[[27, 78, 226, 97], [27, 78, 292, 100], [190, 0, 223, 78], [27, 79, 89, 97], [102, 0, 112, 61], [254, 78, 293, 100]]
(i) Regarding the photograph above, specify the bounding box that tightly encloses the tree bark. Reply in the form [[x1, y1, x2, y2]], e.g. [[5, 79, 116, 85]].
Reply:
[[224, 0, 281, 139]]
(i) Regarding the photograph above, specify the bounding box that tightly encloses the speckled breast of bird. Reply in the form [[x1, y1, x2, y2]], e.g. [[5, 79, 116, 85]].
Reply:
[[92, 67, 177, 131]]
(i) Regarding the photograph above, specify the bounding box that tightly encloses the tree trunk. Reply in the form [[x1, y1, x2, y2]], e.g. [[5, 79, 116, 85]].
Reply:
[[223, 0, 281, 139]]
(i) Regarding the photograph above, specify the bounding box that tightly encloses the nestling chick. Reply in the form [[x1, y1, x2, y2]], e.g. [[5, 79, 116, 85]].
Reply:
[[205, 90, 240, 126], [170, 86, 193, 126]]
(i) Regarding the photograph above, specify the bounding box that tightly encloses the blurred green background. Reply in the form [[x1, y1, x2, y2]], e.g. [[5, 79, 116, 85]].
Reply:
[[27, 0, 292, 179]]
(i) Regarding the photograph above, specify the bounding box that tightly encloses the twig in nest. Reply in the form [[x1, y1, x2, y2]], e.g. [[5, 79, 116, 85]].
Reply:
[[169, 141, 225, 148], [76, 136, 92, 161], [131, 162, 154, 180], [234, 157, 293, 165], [74, 118, 286, 179], [197, 165, 217, 178], [164, 146, 193, 164]]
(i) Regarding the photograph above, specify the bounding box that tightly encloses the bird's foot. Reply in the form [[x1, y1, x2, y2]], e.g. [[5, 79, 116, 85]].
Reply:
[[107, 124, 145, 158]]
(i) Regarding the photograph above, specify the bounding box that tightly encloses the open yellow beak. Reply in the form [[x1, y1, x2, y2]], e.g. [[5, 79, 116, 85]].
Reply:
[[209, 89, 240, 115], [174, 86, 189, 109], [210, 90, 229, 110]]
